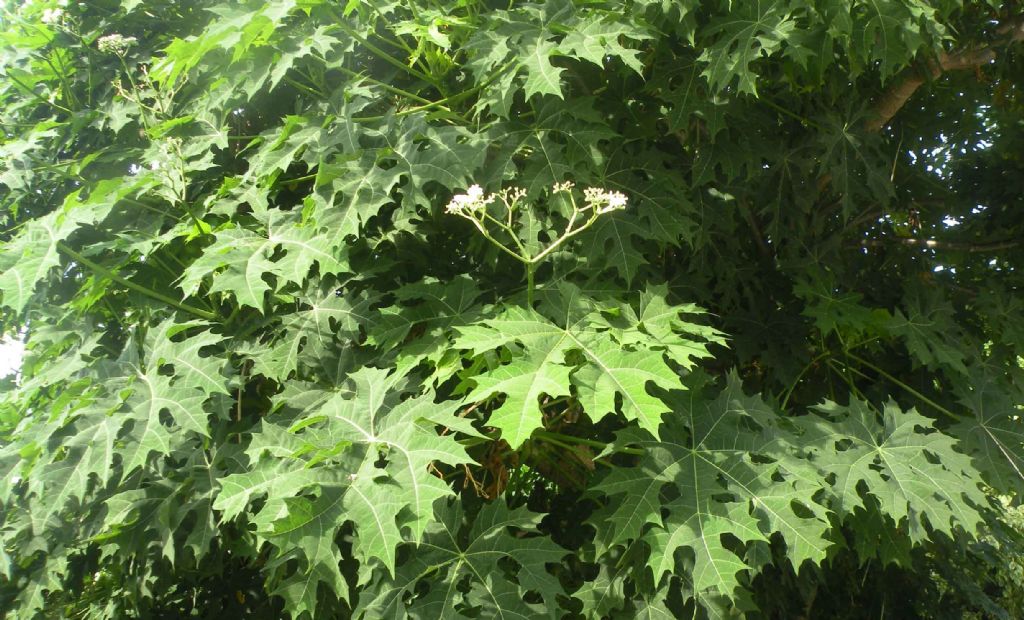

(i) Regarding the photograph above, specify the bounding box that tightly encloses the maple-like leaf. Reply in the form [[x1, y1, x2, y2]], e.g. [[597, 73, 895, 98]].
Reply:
[[377, 117, 490, 213], [595, 377, 832, 608], [951, 371, 1024, 495], [455, 305, 574, 446], [851, 0, 933, 80], [179, 211, 346, 312], [660, 58, 734, 139], [218, 368, 474, 617], [582, 201, 688, 284], [245, 281, 378, 381], [27, 408, 124, 534], [0, 183, 118, 313], [145, 319, 231, 396], [559, 15, 650, 74], [356, 498, 567, 619], [698, 0, 799, 96], [456, 287, 719, 445], [891, 288, 970, 376], [97, 445, 223, 566], [121, 369, 208, 474], [311, 153, 392, 241], [366, 276, 486, 382], [572, 338, 680, 426], [796, 399, 988, 541], [522, 36, 564, 99], [794, 276, 894, 339], [597, 284, 726, 369]]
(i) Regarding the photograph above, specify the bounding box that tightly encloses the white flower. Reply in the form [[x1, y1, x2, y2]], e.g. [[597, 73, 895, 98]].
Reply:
[[97, 33, 138, 55], [499, 187, 527, 204], [583, 187, 628, 213], [604, 190, 628, 210], [552, 181, 575, 193], [41, 7, 63, 23], [446, 184, 494, 214]]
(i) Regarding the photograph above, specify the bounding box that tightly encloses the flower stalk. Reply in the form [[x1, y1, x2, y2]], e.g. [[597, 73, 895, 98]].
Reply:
[[445, 181, 628, 304]]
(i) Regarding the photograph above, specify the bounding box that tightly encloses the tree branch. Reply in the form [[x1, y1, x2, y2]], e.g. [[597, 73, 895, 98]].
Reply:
[[854, 236, 1021, 253], [865, 20, 1024, 133], [843, 207, 886, 232], [57, 242, 218, 320], [739, 200, 772, 259]]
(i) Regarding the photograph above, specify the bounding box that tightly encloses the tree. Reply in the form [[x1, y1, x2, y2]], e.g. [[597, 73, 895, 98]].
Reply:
[[1, 0, 1023, 617]]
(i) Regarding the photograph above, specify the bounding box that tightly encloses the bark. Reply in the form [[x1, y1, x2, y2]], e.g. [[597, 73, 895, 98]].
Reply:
[[855, 236, 1021, 253], [864, 21, 1024, 133]]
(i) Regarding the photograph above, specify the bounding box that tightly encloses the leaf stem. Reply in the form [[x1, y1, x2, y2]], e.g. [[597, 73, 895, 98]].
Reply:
[[842, 352, 965, 421], [332, 19, 437, 86], [334, 64, 434, 105], [780, 336, 878, 410], [350, 60, 516, 124], [533, 429, 645, 456], [57, 242, 217, 321], [5, 70, 73, 113], [526, 264, 535, 307], [465, 217, 529, 264]]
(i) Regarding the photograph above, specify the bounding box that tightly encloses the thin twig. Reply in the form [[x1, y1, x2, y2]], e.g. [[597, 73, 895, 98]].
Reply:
[[739, 199, 771, 259], [854, 236, 1021, 253], [57, 242, 217, 320]]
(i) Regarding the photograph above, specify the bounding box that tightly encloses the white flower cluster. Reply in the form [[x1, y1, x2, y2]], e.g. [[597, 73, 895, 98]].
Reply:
[[97, 33, 138, 55], [445, 184, 495, 214], [583, 187, 628, 213], [443, 181, 630, 280], [41, 7, 63, 23], [500, 187, 527, 204]]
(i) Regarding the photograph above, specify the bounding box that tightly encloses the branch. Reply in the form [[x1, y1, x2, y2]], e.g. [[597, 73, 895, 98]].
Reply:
[[843, 207, 886, 232], [865, 20, 1024, 133], [854, 236, 1021, 253], [57, 242, 218, 320], [739, 200, 772, 259]]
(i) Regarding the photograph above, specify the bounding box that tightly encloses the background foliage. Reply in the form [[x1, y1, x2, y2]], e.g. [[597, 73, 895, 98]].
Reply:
[[1, 0, 1023, 617]]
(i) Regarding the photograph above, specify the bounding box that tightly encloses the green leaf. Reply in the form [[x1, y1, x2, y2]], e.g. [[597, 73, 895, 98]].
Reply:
[[852, 0, 933, 80], [179, 212, 345, 311], [122, 370, 208, 473], [951, 372, 1024, 495], [595, 377, 832, 607], [522, 37, 564, 99], [559, 15, 650, 75], [0, 190, 109, 313], [891, 288, 971, 376], [28, 411, 123, 533], [800, 399, 988, 540], [226, 368, 473, 615], [571, 338, 679, 429], [698, 1, 798, 96], [456, 288, 714, 446], [357, 498, 567, 619], [246, 282, 377, 381], [793, 275, 894, 339], [145, 319, 231, 396], [582, 201, 688, 284]]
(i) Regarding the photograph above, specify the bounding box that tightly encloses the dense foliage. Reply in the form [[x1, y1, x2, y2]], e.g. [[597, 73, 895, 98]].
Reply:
[[1, 0, 1023, 617]]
